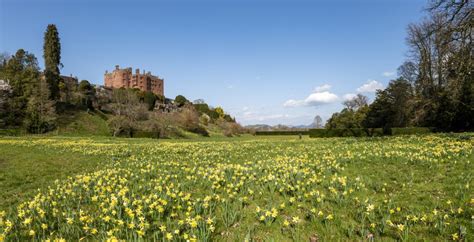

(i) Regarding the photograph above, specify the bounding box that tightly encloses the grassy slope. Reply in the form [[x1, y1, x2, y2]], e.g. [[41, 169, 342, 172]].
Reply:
[[56, 110, 110, 136]]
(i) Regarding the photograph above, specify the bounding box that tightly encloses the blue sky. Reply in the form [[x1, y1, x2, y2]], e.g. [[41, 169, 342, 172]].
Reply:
[[0, 0, 427, 125]]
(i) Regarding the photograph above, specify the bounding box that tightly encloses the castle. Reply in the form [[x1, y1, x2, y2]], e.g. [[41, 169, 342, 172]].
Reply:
[[104, 65, 164, 96]]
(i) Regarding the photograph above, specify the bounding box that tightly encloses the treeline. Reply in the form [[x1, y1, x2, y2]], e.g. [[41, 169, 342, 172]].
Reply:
[[0, 25, 61, 133], [327, 1, 472, 132], [0, 24, 245, 137]]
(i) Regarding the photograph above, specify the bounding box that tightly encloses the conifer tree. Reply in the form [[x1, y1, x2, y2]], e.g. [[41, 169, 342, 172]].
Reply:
[[43, 24, 61, 100]]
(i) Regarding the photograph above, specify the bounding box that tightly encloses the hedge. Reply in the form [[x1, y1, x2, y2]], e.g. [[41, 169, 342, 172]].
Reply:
[[0, 129, 22, 136], [255, 130, 309, 136], [309, 127, 431, 138], [391, 127, 432, 135], [309, 128, 382, 138]]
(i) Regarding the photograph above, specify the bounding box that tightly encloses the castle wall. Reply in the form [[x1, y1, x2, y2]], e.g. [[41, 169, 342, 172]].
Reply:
[[104, 65, 164, 96]]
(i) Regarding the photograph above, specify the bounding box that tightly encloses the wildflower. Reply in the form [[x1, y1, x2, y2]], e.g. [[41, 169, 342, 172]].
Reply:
[[41, 223, 48, 230], [283, 220, 290, 227], [452, 233, 459, 240], [29, 229, 35, 236], [292, 216, 300, 224], [160, 225, 166, 232], [166, 232, 173, 240], [23, 217, 32, 225], [397, 224, 404, 232], [67, 217, 74, 224], [366, 204, 374, 212]]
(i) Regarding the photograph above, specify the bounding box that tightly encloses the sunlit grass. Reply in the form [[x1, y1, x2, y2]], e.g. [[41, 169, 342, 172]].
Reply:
[[0, 134, 472, 241]]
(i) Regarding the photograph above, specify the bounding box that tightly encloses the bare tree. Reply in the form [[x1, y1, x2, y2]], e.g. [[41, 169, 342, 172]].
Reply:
[[313, 115, 323, 128], [343, 94, 368, 111]]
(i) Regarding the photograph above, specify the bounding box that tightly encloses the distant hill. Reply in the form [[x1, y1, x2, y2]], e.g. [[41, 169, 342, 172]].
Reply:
[[245, 115, 324, 131]]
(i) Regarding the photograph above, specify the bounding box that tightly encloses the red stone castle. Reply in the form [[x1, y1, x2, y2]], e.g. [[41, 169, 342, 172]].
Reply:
[[104, 65, 164, 96]]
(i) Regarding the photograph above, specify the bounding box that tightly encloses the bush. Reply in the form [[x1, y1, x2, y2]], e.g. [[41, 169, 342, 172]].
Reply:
[[218, 121, 245, 137], [391, 127, 432, 135], [176, 107, 209, 136], [309, 127, 431, 138], [309, 128, 384, 138]]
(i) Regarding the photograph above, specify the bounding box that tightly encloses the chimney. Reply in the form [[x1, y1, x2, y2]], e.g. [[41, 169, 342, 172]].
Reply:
[[115, 65, 119, 70]]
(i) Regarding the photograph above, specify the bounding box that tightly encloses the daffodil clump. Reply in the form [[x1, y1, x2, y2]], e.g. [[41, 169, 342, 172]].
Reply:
[[0, 134, 472, 241]]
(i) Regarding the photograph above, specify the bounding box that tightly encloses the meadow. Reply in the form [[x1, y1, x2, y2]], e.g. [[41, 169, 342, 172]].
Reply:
[[0, 134, 472, 241]]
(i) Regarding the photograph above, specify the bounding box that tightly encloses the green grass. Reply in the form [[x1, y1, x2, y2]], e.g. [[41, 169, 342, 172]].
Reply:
[[56, 110, 110, 136], [0, 141, 107, 211], [0, 134, 472, 241]]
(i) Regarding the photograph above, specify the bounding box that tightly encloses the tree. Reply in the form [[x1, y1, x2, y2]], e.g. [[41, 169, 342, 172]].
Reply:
[[78, 80, 95, 109], [24, 77, 57, 133], [363, 89, 393, 131], [214, 106, 225, 119], [43, 24, 62, 100], [0, 49, 40, 127], [343, 94, 368, 111], [143, 91, 157, 111], [174, 95, 188, 107], [363, 78, 413, 129], [313, 115, 323, 128], [397, 61, 418, 84], [401, 0, 472, 130], [193, 99, 205, 104]]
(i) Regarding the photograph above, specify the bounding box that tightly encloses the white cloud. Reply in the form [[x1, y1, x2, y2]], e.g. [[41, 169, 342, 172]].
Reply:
[[227, 84, 234, 89], [382, 71, 395, 77], [357, 80, 383, 93], [304, 91, 338, 105], [283, 99, 305, 107], [284, 85, 339, 108], [343, 93, 357, 101], [313, 84, 331, 92]]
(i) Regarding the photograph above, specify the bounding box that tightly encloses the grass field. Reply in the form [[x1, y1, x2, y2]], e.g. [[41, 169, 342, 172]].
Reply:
[[0, 134, 472, 241]]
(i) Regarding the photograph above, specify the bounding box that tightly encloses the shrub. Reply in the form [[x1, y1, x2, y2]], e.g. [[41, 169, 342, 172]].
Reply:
[[216, 119, 245, 137], [391, 127, 431, 135], [309, 128, 384, 138], [176, 106, 209, 136], [309, 127, 431, 138]]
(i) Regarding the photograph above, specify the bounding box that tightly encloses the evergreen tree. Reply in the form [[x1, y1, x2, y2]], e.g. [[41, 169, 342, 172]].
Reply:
[[43, 24, 62, 100]]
